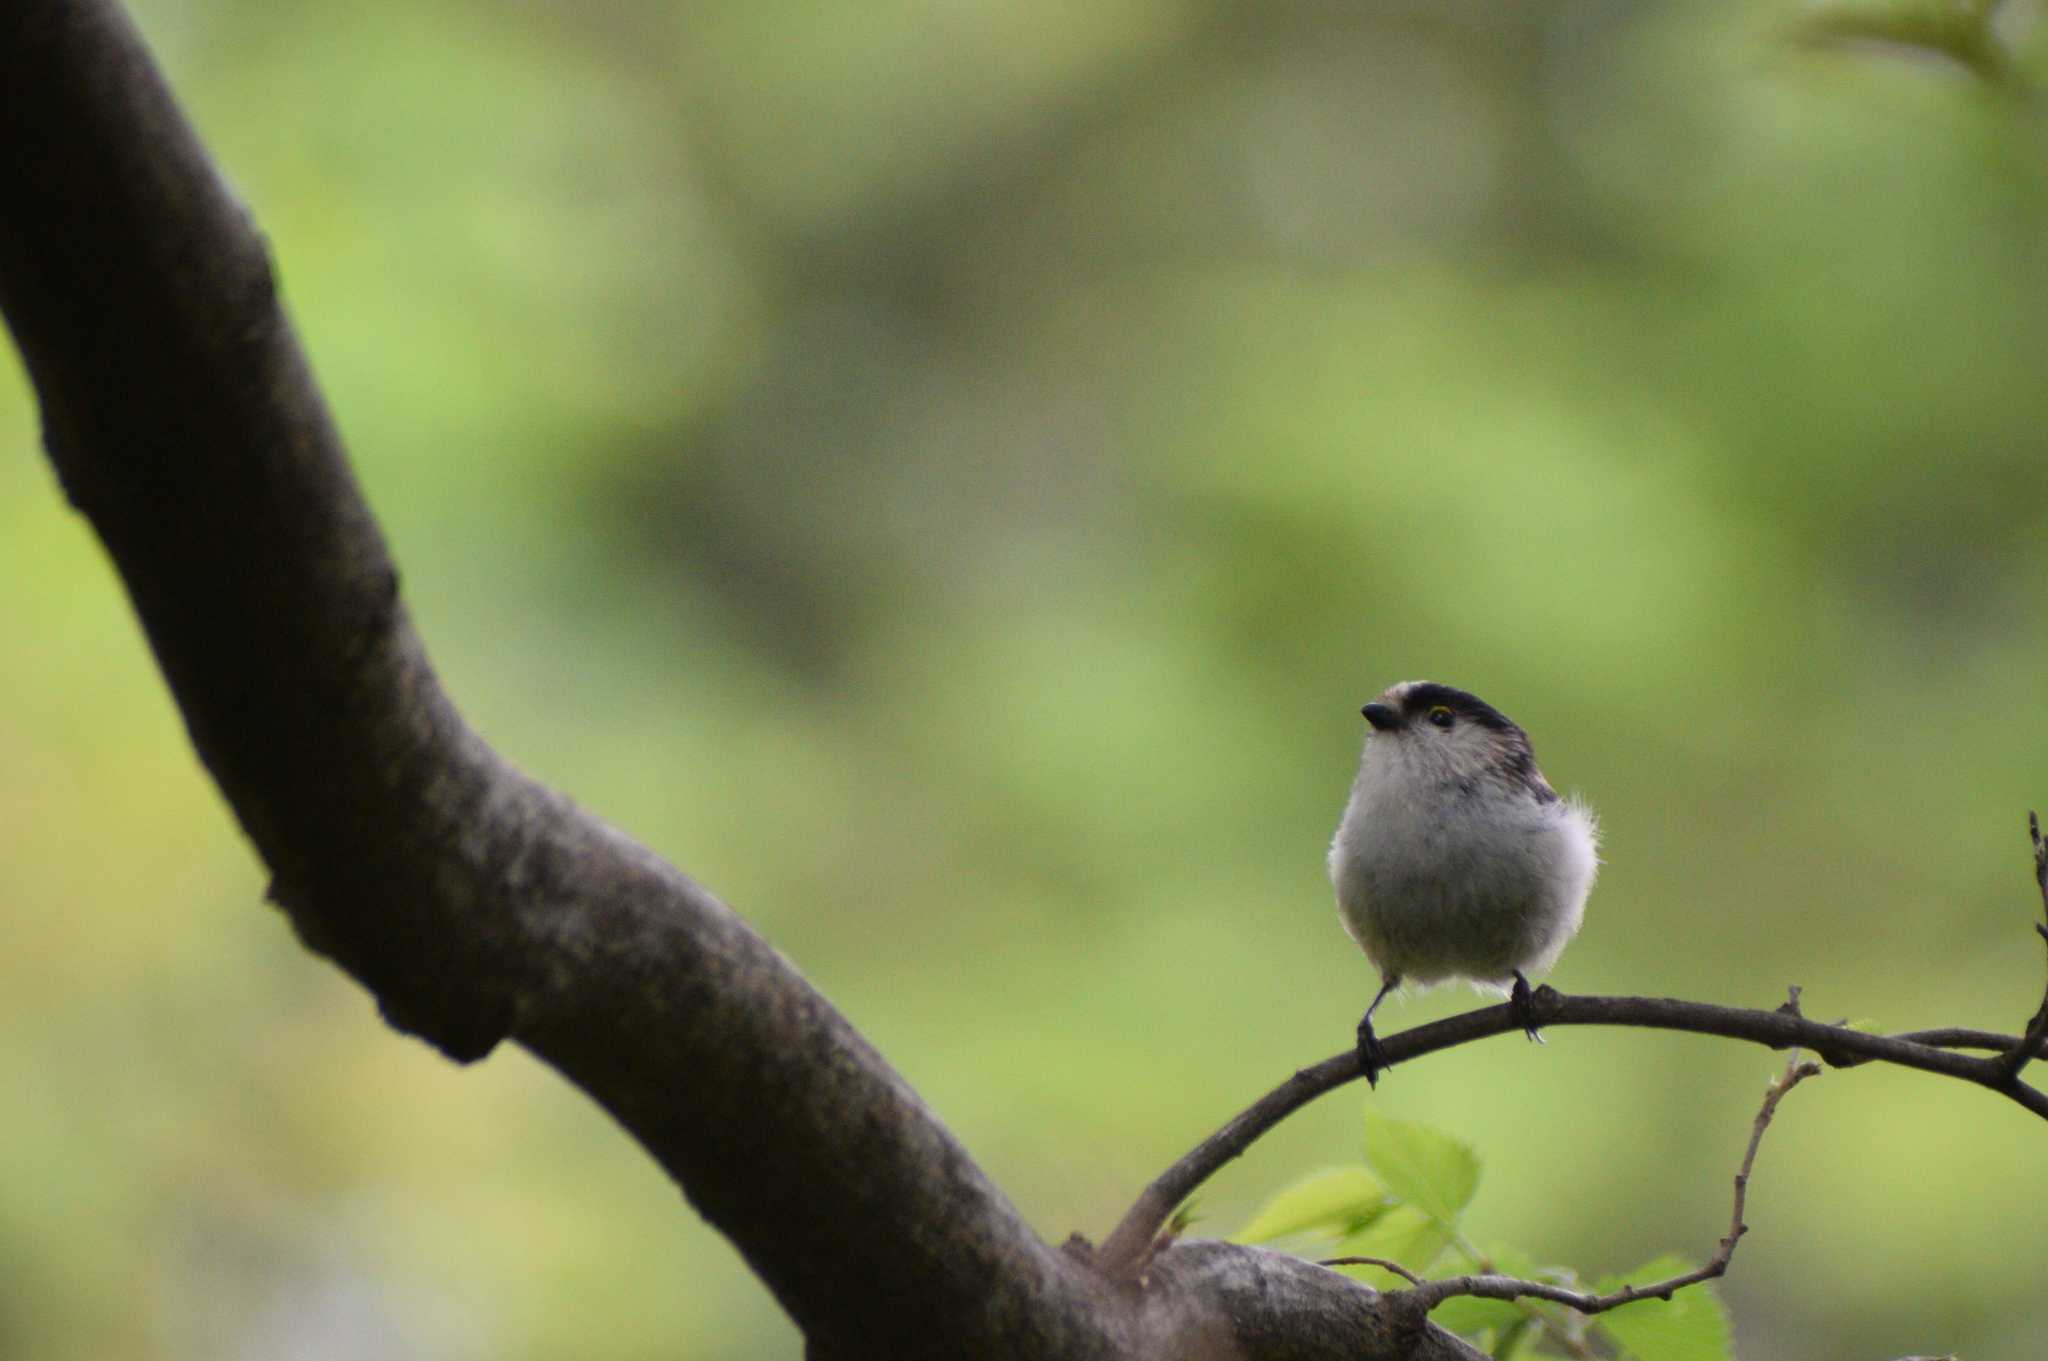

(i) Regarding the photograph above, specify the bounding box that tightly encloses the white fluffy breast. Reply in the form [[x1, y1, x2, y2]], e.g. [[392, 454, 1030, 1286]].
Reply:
[[1328, 732, 1598, 989]]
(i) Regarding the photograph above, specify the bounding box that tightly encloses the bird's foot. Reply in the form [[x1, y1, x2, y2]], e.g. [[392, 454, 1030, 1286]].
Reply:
[[1510, 971, 1545, 1045], [1356, 1015, 1389, 1087]]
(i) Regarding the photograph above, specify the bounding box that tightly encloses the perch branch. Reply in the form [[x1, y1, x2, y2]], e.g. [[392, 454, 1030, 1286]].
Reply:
[[1100, 960, 2048, 1277]]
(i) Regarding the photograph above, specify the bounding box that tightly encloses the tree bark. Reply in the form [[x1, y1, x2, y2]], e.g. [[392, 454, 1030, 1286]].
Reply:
[[0, 2, 1476, 1357]]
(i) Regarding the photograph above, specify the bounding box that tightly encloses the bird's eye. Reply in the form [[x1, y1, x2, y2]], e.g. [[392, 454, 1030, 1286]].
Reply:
[[1427, 706, 1454, 728]]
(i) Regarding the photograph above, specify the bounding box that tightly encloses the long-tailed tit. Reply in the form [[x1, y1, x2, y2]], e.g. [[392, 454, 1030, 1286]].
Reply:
[[1328, 680, 1599, 1084]]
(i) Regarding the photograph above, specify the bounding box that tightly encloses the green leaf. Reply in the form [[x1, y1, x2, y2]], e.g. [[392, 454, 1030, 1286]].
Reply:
[[1232, 1166, 1387, 1244], [1327, 1204, 1454, 1291], [1363, 1108, 1480, 1227], [1592, 1256, 1733, 1361]]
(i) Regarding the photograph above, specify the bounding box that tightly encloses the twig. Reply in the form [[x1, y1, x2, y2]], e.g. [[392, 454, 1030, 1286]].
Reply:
[[1318, 1255, 1423, 1286], [1394, 1053, 1820, 1317], [1848, 1026, 2048, 1060], [1994, 811, 2048, 1083]]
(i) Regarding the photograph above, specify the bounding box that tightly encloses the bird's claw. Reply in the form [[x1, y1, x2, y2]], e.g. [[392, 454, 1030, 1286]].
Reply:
[[1356, 1016, 1389, 1087], [1510, 972, 1545, 1046]]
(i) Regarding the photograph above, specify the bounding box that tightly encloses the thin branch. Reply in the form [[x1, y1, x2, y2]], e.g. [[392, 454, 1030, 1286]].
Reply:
[[1859, 1026, 2048, 1058], [1993, 811, 2048, 1083], [1319, 1256, 1424, 1286], [1098, 983, 2048, 1277], [1395, 1053, 1821, 1317]]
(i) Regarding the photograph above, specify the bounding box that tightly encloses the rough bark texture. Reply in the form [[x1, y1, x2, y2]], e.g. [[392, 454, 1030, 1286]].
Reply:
[[0, 2, 1479, 1357], [1132, 1243, 1484, 1361]]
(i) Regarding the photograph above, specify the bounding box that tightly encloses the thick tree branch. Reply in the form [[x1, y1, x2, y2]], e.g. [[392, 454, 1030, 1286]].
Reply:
[[1100, 982, 2048, 1277], [1127, 1242, 1487, 1361], [0, 5, 1115, 1357]]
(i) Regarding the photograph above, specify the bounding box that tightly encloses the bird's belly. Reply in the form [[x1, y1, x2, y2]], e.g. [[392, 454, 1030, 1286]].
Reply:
[[1336, 810, 1567, 985]]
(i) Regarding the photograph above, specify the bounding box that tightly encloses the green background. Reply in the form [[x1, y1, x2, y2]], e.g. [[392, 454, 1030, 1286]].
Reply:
[[6, 2, 2048, 1357]]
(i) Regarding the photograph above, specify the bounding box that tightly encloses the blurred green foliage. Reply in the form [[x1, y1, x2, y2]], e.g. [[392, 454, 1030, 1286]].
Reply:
[[6, 1, 2048, 1358]]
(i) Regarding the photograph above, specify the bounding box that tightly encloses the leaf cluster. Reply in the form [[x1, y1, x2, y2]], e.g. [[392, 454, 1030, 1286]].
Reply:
[[1232, 1111, 1732, 1361]]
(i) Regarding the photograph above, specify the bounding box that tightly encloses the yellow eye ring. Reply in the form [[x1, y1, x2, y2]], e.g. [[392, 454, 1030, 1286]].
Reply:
[[1427, 706, 1454, 728]]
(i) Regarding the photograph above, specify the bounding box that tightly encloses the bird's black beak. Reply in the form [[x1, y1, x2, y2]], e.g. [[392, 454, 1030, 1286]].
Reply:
[[1361, 702, 1401, 732]]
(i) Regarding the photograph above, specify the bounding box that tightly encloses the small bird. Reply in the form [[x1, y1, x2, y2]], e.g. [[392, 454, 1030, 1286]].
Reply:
[[1328, 681, 1598, 1084]]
